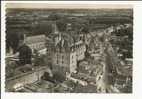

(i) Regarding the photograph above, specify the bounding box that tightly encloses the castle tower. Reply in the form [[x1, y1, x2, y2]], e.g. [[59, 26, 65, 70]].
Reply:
[[52, 21, 61, 45], [52, 21, 59, 34], [66, 23, 72, 31]]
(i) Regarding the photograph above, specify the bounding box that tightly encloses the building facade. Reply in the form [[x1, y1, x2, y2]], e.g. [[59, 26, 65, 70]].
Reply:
[[46, 23, 86, 74]]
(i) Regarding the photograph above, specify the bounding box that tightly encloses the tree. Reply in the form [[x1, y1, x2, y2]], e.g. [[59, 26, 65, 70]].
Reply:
[[56, 20, 67, 32], [37, 22, 53, 36], [53, 70, 66, 83], [48, 13, 61, 21], [6, 32, 22, 53]]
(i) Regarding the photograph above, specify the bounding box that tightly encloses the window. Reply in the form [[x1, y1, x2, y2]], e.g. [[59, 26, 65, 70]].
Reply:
[[71, 47, 74, 52], [98, 76, 101, 80], [62, 55, 64, 64], [57, 59, 58, 64], [57, 54, 58, 64]]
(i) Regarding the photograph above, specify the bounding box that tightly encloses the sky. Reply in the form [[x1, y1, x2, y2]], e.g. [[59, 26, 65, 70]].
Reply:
[[6, 3, 133, 9]]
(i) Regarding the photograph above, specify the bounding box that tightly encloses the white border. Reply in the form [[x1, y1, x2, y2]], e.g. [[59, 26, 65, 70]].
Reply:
[[1, 1, 142, 99]]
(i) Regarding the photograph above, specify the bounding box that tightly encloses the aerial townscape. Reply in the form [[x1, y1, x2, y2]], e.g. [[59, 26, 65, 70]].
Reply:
[[6, 8, 133, 93]]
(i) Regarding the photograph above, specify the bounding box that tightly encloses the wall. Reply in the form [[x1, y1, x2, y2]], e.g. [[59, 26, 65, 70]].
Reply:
[[51, 52, 70, 73], [76, 44, 86, 61], [70, 51, 77, 73]]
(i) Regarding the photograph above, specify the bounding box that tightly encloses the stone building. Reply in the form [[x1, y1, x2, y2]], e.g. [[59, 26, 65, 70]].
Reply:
[[5, 66, 50, 91], [25, 34, 46, 52], [46, 23, 86, 74]]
